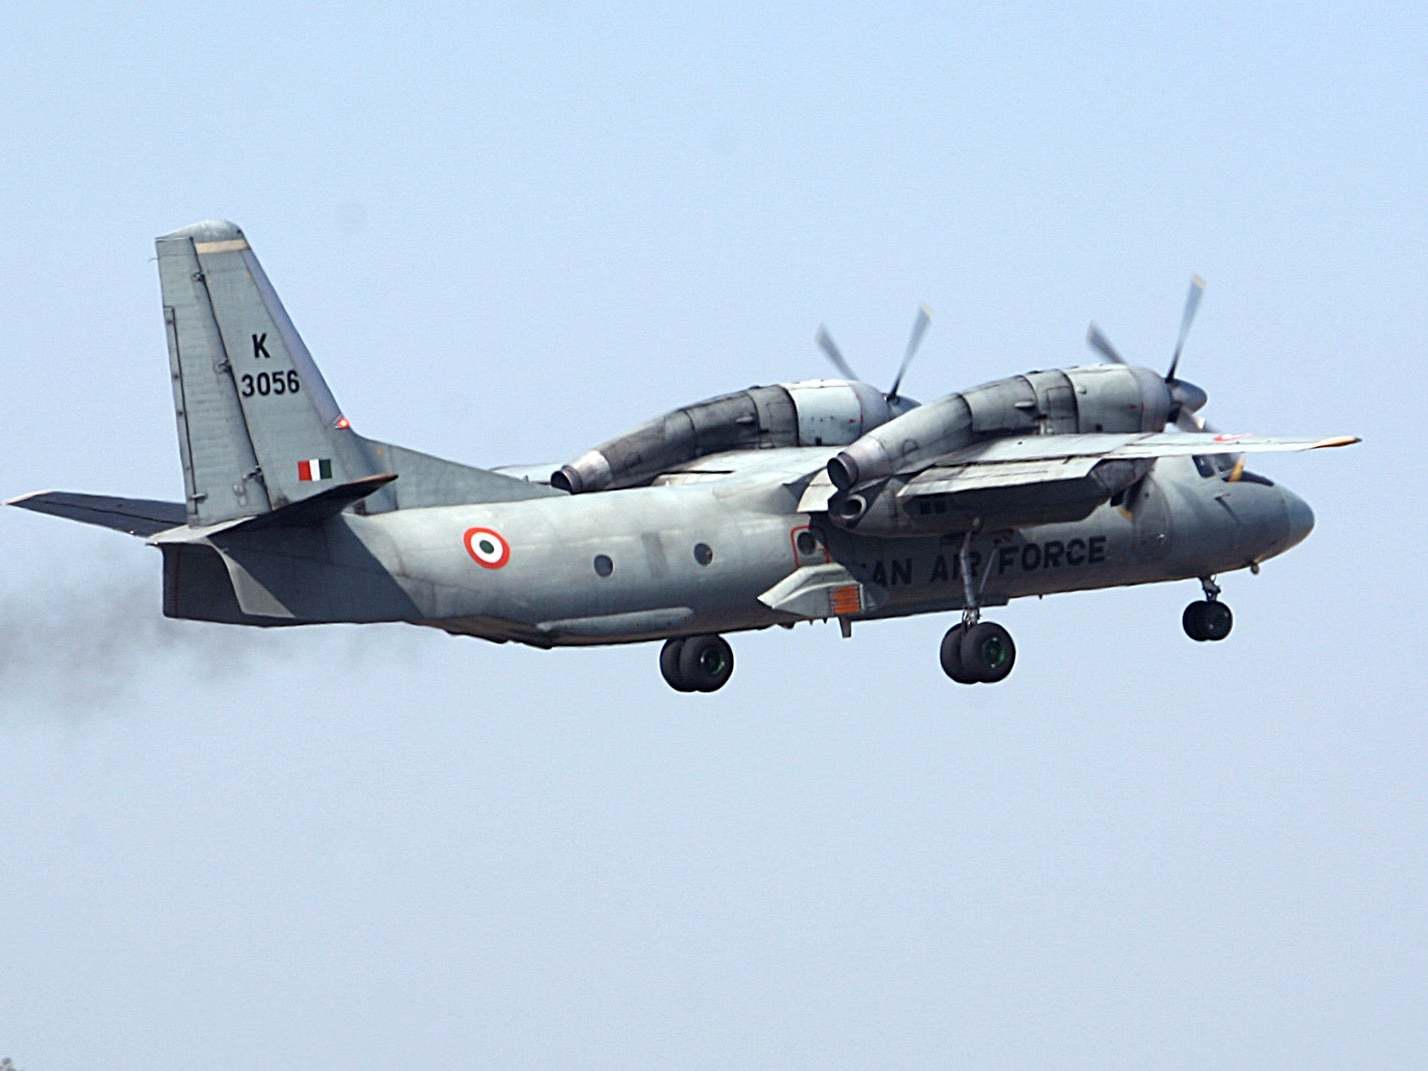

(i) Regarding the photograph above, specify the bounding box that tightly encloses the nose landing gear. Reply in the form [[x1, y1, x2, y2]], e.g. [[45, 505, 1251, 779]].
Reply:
[[1183, 576, 1234, 642], [659, 635, 735, 692]]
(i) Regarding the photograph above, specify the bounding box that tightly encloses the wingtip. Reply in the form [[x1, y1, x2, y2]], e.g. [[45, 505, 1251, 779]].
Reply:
[[1315, 435, 1362, 449], [5, 489, 54, 508]]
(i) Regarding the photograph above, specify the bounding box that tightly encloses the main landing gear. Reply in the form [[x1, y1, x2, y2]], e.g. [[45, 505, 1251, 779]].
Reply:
[[941, 619, 1016, 684], [940, 529, 1017, 685], [1183, 576, 1234, 642], [660, 635, 734, 693]]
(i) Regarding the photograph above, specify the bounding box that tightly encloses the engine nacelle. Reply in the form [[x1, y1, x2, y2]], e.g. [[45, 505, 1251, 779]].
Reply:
[[827, 365, 1171, 492], [553, 379, 909, 494], [832, 458, 1154, 538]]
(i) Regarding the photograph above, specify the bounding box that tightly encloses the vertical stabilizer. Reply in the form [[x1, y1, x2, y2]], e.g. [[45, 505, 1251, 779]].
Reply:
[[157, 220, 560, 525], [157, 220, 371, 525]]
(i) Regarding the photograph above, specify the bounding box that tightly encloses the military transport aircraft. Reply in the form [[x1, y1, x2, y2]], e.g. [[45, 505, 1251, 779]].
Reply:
[[8, 221, 1358, 692]]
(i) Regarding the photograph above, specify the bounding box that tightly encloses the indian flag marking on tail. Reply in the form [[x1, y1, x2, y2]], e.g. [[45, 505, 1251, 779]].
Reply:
[[297, 458, 333, 482]]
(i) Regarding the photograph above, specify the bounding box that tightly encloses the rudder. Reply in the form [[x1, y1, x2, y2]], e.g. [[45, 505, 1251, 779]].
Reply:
[[157, 220, 556, 525], [158, 220, 370, 524]]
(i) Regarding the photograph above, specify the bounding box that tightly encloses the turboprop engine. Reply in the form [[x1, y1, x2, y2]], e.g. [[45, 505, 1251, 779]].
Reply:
[[826, 363, 1190, 535], [553, 305, 937, 494], [552, 380, 915, 494], [829, 364, 1172, 492], [827, 275, 1220, 536]]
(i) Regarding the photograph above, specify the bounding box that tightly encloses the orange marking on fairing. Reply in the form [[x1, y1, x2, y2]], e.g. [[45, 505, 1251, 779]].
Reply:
[[830, 585, 862, 615]]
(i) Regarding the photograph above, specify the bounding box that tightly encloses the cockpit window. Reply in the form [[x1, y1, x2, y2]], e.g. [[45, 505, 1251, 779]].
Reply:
[[1193, 454, 1237, 479], [1191, 454, 1274, 486]]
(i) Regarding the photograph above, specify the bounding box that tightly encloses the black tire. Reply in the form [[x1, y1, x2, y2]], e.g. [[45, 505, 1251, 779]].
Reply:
[[1201, 601, 1233, 641], [1183, 600, 1233, 642], [1182, 602, 1208, 641], [939, 625, 978, 684], [660, 638, 695, 692], [960, 621, 1016, 684], [677, 634, 735, 693]]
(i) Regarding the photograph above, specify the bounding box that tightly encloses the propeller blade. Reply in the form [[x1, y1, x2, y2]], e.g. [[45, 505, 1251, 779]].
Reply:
[[888, 304, 932, 401], [1086, 322, 1127, 365], [815, 325, 860, 382], [1174, 407, 1207, 433], [1167, 274, 1205, 380]]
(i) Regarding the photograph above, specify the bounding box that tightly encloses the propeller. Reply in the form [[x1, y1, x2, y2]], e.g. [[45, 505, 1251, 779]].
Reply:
[[815, 305, 933, 406], [1086, 275, 1211, 431], [1168, 274, 1205, 380], [1085, 322, 1127, 366], [815, 325, 860, 382], [1087, 275, 1244, 480], [889, 304, 932, 403]]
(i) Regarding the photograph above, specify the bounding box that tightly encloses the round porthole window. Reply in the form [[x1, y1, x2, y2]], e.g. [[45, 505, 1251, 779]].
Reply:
[[693, 542, 713, 566], [593, 554, 614, 577], [796, 530, 818, 556]]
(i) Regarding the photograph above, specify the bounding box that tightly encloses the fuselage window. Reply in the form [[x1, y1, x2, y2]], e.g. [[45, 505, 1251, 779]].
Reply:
[[593, 554, 614, 577], [693, 542, 713, 566]]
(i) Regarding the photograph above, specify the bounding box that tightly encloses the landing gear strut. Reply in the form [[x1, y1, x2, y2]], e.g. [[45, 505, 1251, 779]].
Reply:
[[659, 635, 735, 692], [1183, 576, 1234, 642], [940, 530, 1017, 685]]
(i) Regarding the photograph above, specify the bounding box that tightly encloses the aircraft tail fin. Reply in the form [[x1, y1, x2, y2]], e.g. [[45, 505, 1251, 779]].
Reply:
[[156, 220, 556, 527]]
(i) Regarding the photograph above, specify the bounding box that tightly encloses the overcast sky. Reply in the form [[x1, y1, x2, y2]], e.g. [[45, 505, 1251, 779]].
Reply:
[[2, 4, 1424, 1068]]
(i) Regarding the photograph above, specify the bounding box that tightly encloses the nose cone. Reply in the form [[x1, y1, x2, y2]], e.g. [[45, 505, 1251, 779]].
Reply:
[[1282, 489, 1316, 550]]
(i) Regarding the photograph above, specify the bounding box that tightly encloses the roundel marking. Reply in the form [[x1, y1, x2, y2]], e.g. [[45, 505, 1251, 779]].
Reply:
[[463, 526, 511, 569]]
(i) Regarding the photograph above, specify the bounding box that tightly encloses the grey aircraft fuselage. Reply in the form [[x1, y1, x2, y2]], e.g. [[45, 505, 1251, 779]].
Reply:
[[201, 447, 1311, 648]]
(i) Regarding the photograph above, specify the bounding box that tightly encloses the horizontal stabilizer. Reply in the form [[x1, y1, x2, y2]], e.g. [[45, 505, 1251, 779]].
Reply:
[[233, 472, 397, 529], [6, 491, 186, 537]]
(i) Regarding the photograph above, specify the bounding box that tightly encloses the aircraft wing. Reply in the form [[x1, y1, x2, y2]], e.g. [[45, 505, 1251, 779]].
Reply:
[[796, 432, 1359, 513]]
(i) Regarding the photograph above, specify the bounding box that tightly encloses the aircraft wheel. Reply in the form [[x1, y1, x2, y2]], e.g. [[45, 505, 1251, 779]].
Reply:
[[1183, 601, 1233, 642], [1182, 602, 1207, 641], [960, 621, 1016, 683], [660, 638, 696, 692], [939, 625, 979, 684], [677, 634, 735, 693]]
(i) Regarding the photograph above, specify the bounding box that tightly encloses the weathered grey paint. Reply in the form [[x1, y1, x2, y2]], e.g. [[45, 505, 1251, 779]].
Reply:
[[156, 220, 559, 522], [554, 379, 895, 494], [146, 454, 1311, 649], [828, 364, 1170, 491], [6, 220, 1343, 678]]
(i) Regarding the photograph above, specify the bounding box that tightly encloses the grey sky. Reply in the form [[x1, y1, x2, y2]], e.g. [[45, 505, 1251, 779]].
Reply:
[[2, 4, 1424, 1067]]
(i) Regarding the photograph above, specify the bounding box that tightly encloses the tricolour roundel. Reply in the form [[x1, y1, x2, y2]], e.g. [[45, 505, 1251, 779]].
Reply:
[[463, 526, 511, 569]]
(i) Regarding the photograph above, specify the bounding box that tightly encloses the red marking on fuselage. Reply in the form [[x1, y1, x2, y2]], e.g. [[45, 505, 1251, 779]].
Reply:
[[463, 526, 511, 569]]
